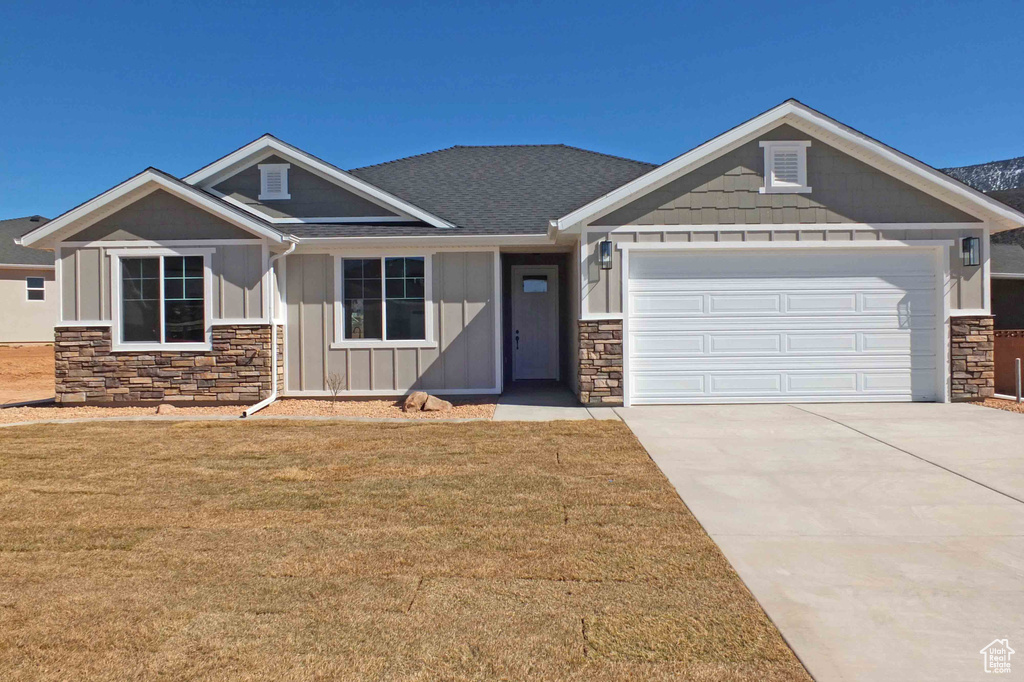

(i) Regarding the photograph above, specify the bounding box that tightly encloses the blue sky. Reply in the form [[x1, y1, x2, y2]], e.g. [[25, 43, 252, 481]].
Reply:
[[2, 0, 1023, 219]]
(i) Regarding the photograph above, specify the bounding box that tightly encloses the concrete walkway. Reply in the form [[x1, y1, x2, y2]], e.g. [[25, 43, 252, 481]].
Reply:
[[492, 381, 620, 421], [619, 402, 1024, 682]]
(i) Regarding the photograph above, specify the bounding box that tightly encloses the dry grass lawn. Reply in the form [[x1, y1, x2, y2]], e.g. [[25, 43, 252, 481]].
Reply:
[[0, 420, 809, 681], [0, 344, 54, 405]]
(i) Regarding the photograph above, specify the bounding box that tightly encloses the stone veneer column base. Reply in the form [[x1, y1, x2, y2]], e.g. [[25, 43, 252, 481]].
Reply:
[[950, 316, 994, 401], [55, 324, 277, 405], [578, 319, 623, 406]]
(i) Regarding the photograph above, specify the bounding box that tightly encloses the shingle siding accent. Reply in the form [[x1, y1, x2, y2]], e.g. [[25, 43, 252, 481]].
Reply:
[[950, 316, 995, 401], [55, 324, 282, 404], [578, 320, 623, 406]]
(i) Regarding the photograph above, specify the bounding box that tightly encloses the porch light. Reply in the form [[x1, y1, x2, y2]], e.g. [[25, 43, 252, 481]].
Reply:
[[599, 239, 613, 270], [962, 236, 981, 267]]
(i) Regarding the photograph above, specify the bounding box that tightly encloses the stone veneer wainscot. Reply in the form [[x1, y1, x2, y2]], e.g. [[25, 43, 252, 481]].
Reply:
[[55, 324, 283, 404], [578, 319, 623, 406], [950, 315, 995, 401]]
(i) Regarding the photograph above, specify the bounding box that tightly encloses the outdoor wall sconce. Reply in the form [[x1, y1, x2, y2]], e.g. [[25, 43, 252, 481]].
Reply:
[[599, 239, 613, 270], [962, 236, 981, 267]]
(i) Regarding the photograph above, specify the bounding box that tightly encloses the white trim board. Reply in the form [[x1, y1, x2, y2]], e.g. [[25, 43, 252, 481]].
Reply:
[[16, 169, 289, 248], [0, 263, 55, 270], [554, 100, 1024, 233], [183, 134, 454, 228]]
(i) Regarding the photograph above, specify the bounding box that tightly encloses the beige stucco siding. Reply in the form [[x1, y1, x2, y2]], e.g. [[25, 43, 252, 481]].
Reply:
[[592, 125, 978, 227], [584, 227, 986, 314], [74, 189, 257, 241], [59, 244, 265, 323], [285, 251, 497, 394], [0, 268, 57, 343], [212, 155, 400, 220]]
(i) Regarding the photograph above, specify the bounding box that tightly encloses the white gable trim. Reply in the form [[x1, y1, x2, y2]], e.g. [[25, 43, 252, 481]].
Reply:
[[16, 169, 289, 248], [555, 100, 1024, 233], [183, 135, 455, 229]]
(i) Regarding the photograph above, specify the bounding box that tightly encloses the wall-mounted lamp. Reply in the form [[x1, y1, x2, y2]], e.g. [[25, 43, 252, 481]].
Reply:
[[599, 239, 613, 270], [961, 236, 981, 267]]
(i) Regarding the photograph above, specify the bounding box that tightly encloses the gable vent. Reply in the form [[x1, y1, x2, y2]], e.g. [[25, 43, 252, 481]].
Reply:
[[760, 140, 811, 194], [258, 163, 291, 200]]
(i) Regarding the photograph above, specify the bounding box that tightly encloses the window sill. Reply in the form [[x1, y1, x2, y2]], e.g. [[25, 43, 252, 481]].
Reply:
[[330, 340, 438, 350], [759, 186, 813, 194], [111, 342, 213, 353]]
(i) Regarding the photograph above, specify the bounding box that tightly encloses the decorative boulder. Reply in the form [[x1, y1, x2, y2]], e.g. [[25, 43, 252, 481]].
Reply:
[[402, 391, 429, 412], [422, 395, 453, 412], [156, 404, 177, 415]]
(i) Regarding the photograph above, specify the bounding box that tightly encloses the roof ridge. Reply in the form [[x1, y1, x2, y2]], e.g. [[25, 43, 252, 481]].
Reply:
[[0, 215, 47, 224], [349, 143, 655, 173]]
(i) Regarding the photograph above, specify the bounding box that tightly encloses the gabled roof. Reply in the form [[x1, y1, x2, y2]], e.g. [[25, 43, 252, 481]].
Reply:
[[349, 145, 655, 235], [0, 216, 53, 265], [17, 169, 290, 248], [555, 99, 1024, 232], [183, 134, 455, 228]]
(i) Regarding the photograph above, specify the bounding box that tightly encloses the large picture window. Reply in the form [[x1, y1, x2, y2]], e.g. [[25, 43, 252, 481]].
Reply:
[[120, 255, 206, 346], [341, 256, 426, 342]]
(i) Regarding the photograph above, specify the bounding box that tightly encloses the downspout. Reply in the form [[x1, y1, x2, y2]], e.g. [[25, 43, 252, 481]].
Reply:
[[242, 239, 296, 418]]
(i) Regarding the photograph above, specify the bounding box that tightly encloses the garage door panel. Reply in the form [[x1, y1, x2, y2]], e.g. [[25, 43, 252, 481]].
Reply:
[[627, 249, 942, 404]]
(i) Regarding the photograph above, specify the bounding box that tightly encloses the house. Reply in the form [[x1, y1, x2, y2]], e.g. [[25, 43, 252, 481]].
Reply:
[[0, 216, 56, 343], [17, 100, 1024, 407]]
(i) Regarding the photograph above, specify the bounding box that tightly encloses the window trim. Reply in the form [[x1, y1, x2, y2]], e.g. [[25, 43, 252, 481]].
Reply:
[[759, 140, 812, 194], [258, 163, 291, 201], [108, 248, 215, 352], [25, 276, 46, 302], [331, 254, 435, 349]]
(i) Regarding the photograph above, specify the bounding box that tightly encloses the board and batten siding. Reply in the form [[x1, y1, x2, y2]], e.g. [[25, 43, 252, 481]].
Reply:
[[583, 227, 986, 315], [58, 244, 266, 323], [285, 251, 497, 394]]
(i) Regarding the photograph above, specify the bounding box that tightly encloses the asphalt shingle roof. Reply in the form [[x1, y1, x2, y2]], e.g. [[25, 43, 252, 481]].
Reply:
[[992, 243, 1024, 275], [0, 216, 52, 265], [347, 145, 657, 235]]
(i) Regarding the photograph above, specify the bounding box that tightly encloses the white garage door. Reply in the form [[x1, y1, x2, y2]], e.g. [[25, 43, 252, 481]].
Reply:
[[626, 248, 942, 404]]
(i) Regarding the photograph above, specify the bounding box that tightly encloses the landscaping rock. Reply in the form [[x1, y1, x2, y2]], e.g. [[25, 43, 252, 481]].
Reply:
[[422, 395, 453, 412], [402, 391, 429, 412], [156, 403, 177, 415]]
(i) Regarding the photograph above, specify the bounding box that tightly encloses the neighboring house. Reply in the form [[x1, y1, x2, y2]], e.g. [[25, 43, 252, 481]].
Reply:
[[17, 100, 1024, 406], [0, 216, 56, 343]]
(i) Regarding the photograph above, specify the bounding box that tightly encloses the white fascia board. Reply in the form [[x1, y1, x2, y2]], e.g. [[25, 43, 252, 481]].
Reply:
[[183, 135, 455, 229], [0, 263, 55, 270], [17, 169, 287, 248], [290, 233, 553, 249], [555, 100, 1024, 233]]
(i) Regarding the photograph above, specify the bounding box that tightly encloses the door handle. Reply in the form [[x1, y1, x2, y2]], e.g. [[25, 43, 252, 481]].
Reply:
[[515, 330, 519, 350]]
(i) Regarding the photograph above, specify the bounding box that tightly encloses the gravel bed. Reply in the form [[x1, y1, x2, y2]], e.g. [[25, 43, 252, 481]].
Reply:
[[0, 397, 496, 425], [258, 397, 496, 420], [981, 398, 1024, 414]]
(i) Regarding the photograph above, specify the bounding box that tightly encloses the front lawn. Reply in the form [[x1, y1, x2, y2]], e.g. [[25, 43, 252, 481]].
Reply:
[[0, 420, 808, 680]]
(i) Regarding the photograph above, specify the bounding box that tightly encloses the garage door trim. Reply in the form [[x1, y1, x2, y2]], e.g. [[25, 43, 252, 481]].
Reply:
[[619, 240, 952, 407]]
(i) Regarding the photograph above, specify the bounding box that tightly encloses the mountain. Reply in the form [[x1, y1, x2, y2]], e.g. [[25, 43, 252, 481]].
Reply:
[[942, 156, 1024, 192]]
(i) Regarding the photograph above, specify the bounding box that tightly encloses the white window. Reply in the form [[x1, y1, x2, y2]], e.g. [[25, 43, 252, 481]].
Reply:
[[258, 163, 291, 200], [26, 276, 45, 301], [109, 249, 213, 351], [759, 140, 811, 194], [333, 255, 434, 347]]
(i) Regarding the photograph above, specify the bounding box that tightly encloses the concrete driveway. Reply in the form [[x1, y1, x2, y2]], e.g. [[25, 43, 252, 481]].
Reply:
[[618, 402, 1024, 682]]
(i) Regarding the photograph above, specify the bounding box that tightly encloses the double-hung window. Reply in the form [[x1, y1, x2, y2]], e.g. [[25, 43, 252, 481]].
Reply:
[[116, 252, 209, 349], [26, 277, 45, 301], [339, 256, 427, 343]]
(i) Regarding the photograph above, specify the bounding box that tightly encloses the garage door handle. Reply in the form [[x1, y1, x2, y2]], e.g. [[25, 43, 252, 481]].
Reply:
[[515, 330, 519, 350]]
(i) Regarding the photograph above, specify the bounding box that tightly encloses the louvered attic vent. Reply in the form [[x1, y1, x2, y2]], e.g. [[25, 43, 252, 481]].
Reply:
[[259, 163, 291, 200], [759, 141, 811, 194]]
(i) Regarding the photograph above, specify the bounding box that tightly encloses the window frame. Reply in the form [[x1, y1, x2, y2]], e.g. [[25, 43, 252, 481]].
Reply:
[[759, 140, 812, 194], [258, 163, 291, 201], [108, 248, 215, 352], [25, 276, 46, 302], [332, 253, 435, 349]]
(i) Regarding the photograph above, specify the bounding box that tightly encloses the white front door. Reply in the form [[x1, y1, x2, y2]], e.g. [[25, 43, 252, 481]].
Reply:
[[512, 265, 559, 380], [626, 248, 944, 404]]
